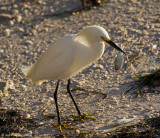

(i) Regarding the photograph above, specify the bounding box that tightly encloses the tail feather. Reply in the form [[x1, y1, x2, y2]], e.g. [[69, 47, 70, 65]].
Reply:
[[21, 65, 33, 78], [22, 64, 47, 85]]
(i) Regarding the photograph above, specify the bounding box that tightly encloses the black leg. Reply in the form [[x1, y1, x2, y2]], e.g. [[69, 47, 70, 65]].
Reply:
[[67, 79, 81, 115], [54, 80, 61, 125]]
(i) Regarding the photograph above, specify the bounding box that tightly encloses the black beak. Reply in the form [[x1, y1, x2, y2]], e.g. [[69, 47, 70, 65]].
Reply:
[[106, 40, 126, 54]]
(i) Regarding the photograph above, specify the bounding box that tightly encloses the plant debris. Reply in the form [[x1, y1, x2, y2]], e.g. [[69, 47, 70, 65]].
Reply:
[[111, 116, 160, 138], [0, 108, 41, 136], [123, 69, 160, 98]]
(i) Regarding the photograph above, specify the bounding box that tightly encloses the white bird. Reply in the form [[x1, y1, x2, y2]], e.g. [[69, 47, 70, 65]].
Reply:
[[22, 25, 125, 131]]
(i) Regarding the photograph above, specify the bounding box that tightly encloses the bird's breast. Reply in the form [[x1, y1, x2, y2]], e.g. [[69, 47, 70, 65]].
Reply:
[[63, 42, 105, 78]]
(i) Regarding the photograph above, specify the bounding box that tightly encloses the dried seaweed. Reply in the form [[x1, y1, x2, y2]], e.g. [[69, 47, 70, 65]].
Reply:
[[111, 116, 160, 138], [0, 108, 41, 136], [123, 69, 160, 97]]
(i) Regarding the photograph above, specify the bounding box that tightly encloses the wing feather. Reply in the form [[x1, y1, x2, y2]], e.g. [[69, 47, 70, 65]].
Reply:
[[23, 35, 75, 84]]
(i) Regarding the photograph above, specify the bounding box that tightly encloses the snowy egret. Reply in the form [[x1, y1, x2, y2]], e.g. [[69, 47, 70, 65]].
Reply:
[[22, 25, 125, 131]]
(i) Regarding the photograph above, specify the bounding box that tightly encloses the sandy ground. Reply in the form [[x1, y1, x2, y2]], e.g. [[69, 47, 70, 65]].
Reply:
[[0, 0, 160, 137]]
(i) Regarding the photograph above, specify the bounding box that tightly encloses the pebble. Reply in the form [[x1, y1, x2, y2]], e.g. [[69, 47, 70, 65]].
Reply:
[[0, 50, 4, 53], [154, 113, 159, 117], [42, 28, 49, 33], [13, 4, 18, 8], [31, 30, 37, 36], [23, 112, 31, 119], [143, 30, 149, 35], [4, 29, 11, 36], [17, 27, 25, 32], [12, 9, 19, 15], [121, 94, 126, 100], [25, 40, 33, 45], [76, 129, 80, 134], [148, 106, 153, 111], [6, 80, 15, 90], [113, 87, 120, 91], [25, 131, 32, 137], [15, 14, 22, 23], [21, 4, 30, 9], [108, 104, 113, 109], [9, 20, 14, 26], [123, 104, 130, 108], [152, 44, 157, 50], [22, 84, 27, 89], [10, 133, 22, 137], [93, 64, 104, 69], [24, 9, 28, 16], [0, 80, 15, 92], [112, 97, 119, 105], [145, 94, 150, 101], [48, 97, 54, 101]]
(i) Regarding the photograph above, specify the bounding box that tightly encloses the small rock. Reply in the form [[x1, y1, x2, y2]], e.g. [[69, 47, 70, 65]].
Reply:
[[140, 39, 146, 45], [25, 40, 33, 45], [6, 80, 15, 90], [76, 129, 80, 134], [31, 30, 37, 36], [123, 104, 130, 108], [148, 106, 153, 111], [10, 133, 22, 137], [154, 113, 159, 117], [13, 4, 18, 8], [114, 87, 120, 91], [145, 94, 150, 101], [15, 14, 22, 23], [12, 9, 19, 15], [4, 29, 11, 36], [108, 104, 113, 109], [9, 20, 14, 26], [24, 9, 28, 16], [93, 64, 104, 69], [112, 97, 119, 105], [0, 49, 4, 53], [23, 113, 31, 119], [21, 4, 30, 9], [49, 97, 54, 101], [17, 27, 24, 32], [22, 84, 27, 89], [143, 30, 149, 35], [152, 45, 157, 49], [42, 28, 49, 33]]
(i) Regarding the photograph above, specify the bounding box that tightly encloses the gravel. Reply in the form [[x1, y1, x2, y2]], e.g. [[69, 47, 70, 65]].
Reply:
[[0, 0, 160, 136]]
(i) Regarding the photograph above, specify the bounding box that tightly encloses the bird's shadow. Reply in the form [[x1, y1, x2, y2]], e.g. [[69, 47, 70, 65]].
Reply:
[[71, 86, 108, 104]]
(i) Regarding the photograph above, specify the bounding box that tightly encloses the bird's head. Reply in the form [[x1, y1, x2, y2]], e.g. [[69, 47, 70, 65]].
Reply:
[[76, 25, 125, 54]]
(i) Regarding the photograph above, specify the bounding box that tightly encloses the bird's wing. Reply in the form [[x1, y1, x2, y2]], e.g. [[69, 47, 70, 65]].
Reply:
[[26, 35, 76, 83]]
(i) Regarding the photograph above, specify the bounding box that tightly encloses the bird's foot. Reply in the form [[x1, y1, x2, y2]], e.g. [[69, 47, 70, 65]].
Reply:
[[72, 113, 97, 122], [53, 122, 77, 132]]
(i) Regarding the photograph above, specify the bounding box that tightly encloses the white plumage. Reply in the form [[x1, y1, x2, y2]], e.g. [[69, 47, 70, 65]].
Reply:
[[22, 25, 113, 84]]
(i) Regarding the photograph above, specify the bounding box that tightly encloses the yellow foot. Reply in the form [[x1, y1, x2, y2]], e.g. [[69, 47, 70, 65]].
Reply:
[[53, 122, 77, 132], [72, 113, 97, 122]]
